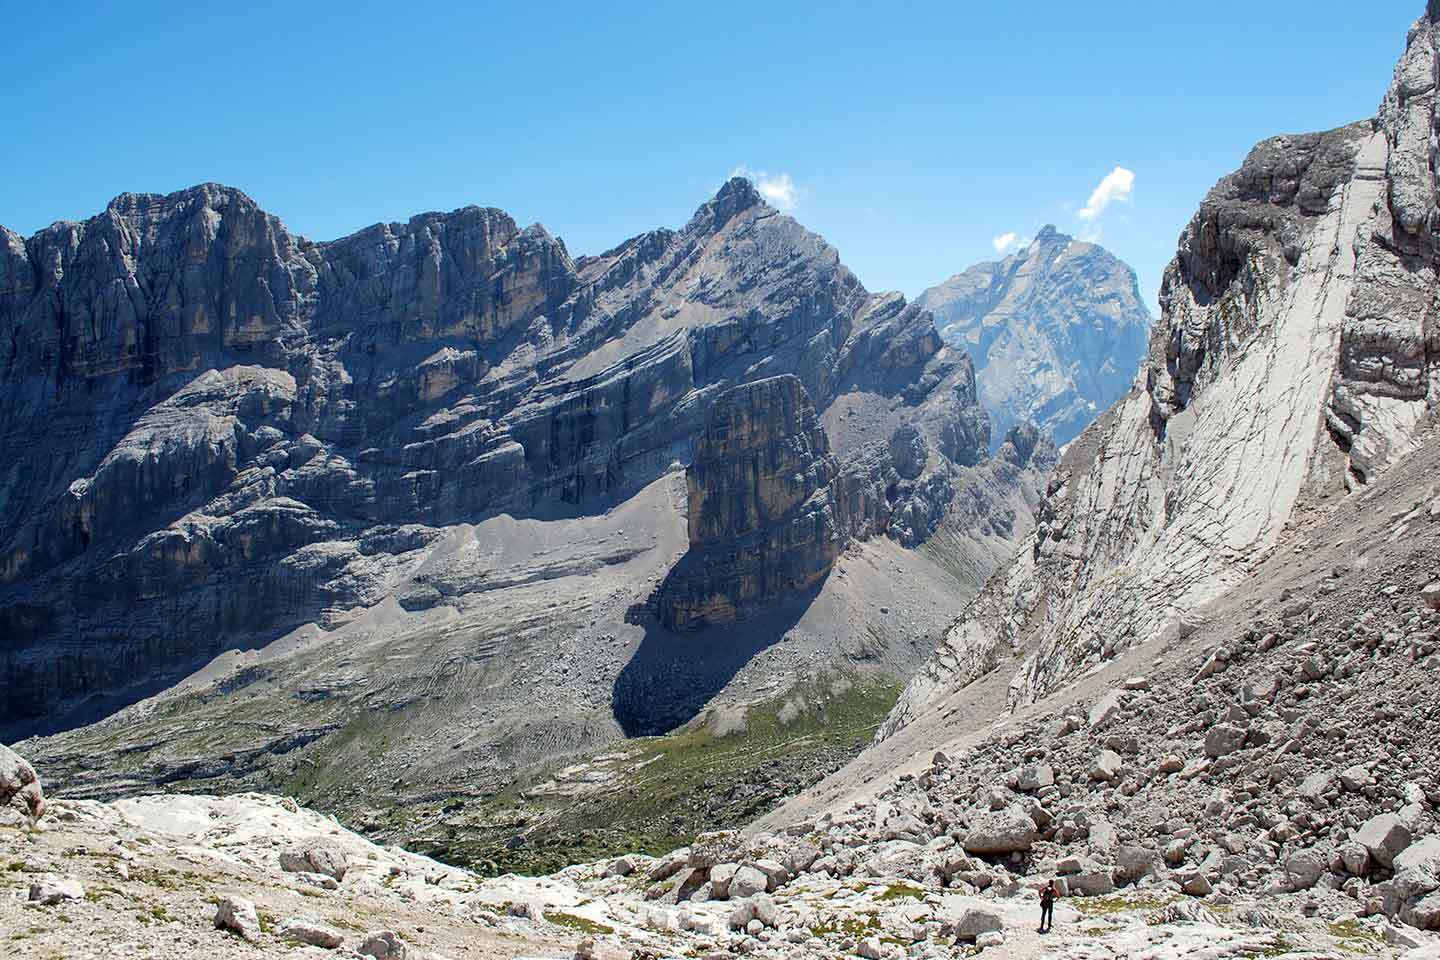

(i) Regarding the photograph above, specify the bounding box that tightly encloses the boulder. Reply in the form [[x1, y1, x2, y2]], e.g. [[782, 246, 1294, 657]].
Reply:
[[1178, 870, 1213, 897], [962, 809, 1036, 854], [214, 896, 262, 943], [952, 905, 1004, 941], [28, 877, 84, 905], [709, 862, 740, 898], [689, 831, 744, 869], [1356, 814, 1414, 869], [603, 855, 638, 877], [728, 865, 769, 899], [1088, 691, 1125, 729], [1090, 750, 1124, 782], [752, 858, 790, 890], [648, 848, 690, 881], [1421, 582, 1440, 611], [750, 893, 779, 928], [0, 744, 45, 822], [279, 841, 350, 881], [280, 918, 345, 949], [1203, 725, 1247, 758], [358, 931, 408, 960], [1069, 869, 1116, 897], [1017, 764, 1055, 792], [1156, 755, 1185, 775], [1285, 849, 1326, 891], [1115, 846, 1158, 884]]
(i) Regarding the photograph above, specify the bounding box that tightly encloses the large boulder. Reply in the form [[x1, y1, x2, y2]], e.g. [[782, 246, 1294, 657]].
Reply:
[[1017, 764, 1055, 792], [728, 865, 769, 900], [962, 809, 1036, 855], [1356, 814, 1414, 869], [0, 743, 45, 821], [1285, 849, 1326, 891], [280, 841, 350, 882], [1115, 845, 1159, 884], [939, 898, 1004, 942], [1069, 869, 1117, 897]]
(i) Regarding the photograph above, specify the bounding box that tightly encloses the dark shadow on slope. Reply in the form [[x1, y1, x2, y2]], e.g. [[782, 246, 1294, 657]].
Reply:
[[611, 585, 820, 738]]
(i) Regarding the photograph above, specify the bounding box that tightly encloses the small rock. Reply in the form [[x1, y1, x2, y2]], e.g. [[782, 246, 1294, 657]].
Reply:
[[603, 855, 637, 877], [280, 917, 345, 949], [1422, 582, 1440, 611], [1090, 750, 1124, 782], [359, 930, 408, 960], [976, 930, 1005, 949], [28, 877, 84, 905], [214, 896, 262, 943], [1203, 725, 1247, 758]]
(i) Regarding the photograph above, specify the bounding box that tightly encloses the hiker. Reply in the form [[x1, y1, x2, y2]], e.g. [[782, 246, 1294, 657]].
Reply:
[[1039, 879, 1058, 933]]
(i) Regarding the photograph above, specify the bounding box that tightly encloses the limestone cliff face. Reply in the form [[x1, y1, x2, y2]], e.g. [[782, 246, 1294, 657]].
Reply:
[[917, 228, 1151, 448], [882, 5, 1440, 736], [657, 376, 845, 630], [0, 177, 1033, 734]]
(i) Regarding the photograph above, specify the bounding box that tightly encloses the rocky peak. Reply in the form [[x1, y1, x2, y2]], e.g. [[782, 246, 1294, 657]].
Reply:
[[916, 226, 1151, 447], [697, 176, 768, 228]]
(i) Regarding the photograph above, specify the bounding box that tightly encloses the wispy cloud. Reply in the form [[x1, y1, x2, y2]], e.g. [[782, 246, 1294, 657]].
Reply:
[[731, 165, 801, 211], [992, 232, 1029, 256], [1078, 166, 1135, 222]]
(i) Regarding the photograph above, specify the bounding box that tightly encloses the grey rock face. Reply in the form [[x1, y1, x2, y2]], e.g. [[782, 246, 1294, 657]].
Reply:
[[0, 177, 1035, 736], [656, 376, 844, 631], [917, 226, 1151, 448]]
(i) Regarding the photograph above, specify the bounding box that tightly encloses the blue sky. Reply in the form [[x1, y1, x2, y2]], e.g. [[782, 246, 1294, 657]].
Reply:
[[0, 0, 1423, 311]]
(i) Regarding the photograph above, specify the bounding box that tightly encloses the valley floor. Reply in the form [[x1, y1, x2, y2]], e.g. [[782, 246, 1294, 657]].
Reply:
[[6, 792, 1437, 960]]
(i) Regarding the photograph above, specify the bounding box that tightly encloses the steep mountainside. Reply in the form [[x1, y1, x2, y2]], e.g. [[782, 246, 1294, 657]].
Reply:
[[1, 179, 1052, 857], [881, 3, 1439, 735], [916, 226, 1151, 448]]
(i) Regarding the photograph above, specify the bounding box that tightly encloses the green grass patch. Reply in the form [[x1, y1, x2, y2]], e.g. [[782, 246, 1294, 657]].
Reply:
[[811, 912, 881, 939], [412, 671, 902, 877], [876, 882, 926, 902], [544, 912, 615, 935], [1076, 893, 1175, 917], [1328, 919, 1383, 955]]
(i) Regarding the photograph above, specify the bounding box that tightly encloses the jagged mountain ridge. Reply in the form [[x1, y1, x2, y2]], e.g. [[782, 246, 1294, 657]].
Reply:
[[880, 4, 1440, 737], [916, 226, 1152, 448], [1, 179, 1054, 841]]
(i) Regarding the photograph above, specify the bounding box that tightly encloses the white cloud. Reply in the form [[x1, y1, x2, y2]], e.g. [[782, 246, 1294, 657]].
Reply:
[[730, 166, 800, 211], [992, 231, 1019, 254], [1078, 166, 1135, 222]]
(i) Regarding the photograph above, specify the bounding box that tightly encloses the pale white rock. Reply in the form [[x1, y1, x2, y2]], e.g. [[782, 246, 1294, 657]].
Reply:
[[214, 896, 262, 942], [28, 877, 83, 905], [359, 930, 409, 960], [1356, 813, 1414, 868], [280, 917, 345, 949]]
